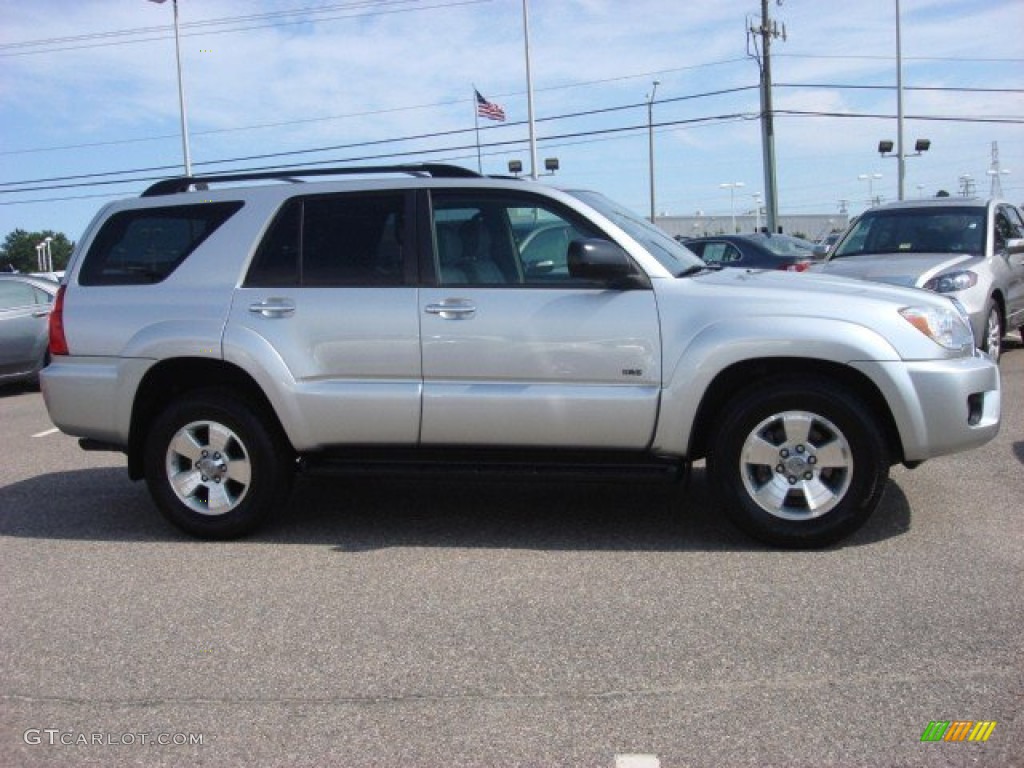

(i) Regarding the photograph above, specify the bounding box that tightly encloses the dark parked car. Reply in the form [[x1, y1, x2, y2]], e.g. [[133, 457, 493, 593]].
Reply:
[[0, 273, 58, 386], [686, 233, 823, 271]]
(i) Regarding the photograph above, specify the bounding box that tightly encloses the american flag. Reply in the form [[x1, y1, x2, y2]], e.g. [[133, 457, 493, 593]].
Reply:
[[475, 89, 506, 122]]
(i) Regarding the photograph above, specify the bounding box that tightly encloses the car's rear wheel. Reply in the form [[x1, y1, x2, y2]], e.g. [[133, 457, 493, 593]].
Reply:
[[981, 302, 1002, 360], [708, 377, 889, 548], [144, 390, 292, 539]]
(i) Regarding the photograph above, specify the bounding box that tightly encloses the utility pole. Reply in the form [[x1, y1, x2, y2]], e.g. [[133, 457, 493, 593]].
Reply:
[[988, 141, 1008, 197], [750, 0, 785, 234]]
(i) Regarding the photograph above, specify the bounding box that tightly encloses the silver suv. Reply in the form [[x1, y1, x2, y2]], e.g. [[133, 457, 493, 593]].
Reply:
[[41, 165, 1002, 547], [816, 197, 1024, 360]]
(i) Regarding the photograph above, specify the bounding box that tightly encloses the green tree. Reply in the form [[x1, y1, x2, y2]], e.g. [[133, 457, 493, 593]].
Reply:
[[1, 229, 74, 273]]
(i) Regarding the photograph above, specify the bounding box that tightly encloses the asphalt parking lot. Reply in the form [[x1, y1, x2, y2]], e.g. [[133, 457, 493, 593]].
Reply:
[[2, 337, 1022, 767]]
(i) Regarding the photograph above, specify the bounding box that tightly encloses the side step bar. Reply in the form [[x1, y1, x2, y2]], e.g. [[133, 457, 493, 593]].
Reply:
[[298, 447, 688, 483]]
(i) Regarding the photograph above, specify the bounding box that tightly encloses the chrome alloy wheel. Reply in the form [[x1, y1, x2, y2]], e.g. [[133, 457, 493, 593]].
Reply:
[[739, 410, 853, 521], [983, 306, 1002, 360], [165, 420, 252, 516]]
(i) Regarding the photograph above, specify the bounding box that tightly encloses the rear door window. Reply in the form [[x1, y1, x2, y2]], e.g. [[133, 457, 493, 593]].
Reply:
[[245, 192, 411, 287], [0, 281, 37, 310], [80, 202, 243, 285]]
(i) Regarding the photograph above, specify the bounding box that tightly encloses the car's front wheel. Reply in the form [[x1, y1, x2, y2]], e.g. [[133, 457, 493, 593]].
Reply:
[[144, 390, 292, 539], [981, 302, 1003, 360], [708, 377, 889, 548]]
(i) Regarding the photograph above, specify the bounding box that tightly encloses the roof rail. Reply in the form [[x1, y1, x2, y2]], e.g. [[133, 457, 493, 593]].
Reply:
[[141, 163, 481, 197]]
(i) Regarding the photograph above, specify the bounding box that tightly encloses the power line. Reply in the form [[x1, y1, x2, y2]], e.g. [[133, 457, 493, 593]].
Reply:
[[0, 85, 762, 189], [3, 105, 1020, 205], [0, 0, 494, 58]]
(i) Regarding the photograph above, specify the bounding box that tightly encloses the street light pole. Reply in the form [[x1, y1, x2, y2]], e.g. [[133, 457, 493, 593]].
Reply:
[[895, 0, 905, 200], [522, 0, 538, 180], [720, 182, 745, 233], [151, 0, 193, 175], [171, 0, 192, 176], [646, 80, 660, 223], [858, 173, 882, 207]]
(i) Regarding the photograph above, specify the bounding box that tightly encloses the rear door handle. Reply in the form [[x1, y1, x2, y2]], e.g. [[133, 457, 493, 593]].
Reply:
[[248, 298, 296, 318], [425, 300, 476, 319]]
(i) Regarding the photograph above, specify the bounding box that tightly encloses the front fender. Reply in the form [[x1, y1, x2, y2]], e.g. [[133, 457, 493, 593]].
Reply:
[[652, 316, 902, 456]]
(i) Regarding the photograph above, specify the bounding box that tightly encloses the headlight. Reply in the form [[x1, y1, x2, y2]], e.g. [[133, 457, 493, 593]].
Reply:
[[899, 305, 975, 351], [923, 270, 977, 293]]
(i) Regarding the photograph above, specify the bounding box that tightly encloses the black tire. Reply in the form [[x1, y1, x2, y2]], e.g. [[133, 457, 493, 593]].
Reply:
[[144, 390, 292, 539], [981, 302, 1003, 361], [707, 376, 889, 548]]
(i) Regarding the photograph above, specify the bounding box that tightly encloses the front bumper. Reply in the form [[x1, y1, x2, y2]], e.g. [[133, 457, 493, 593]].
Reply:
[[851, 352, 1000, 462]]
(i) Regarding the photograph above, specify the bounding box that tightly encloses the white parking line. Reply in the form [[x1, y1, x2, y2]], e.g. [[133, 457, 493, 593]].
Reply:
[[32, 427, 60, 438], [615, 755, 660, 768]]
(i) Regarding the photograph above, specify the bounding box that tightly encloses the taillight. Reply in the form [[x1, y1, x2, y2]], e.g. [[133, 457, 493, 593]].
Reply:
[[784, 261, 811, 272], [49, 285, 69, 356]]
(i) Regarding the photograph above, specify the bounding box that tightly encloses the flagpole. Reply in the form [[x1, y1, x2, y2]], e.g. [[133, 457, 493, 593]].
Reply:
[[521, 0, 538, 180], [171, 0, 193, 176], [472, 86, 482, 173]]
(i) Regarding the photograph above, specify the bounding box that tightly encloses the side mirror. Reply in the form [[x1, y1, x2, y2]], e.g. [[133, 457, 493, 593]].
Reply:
[[568, 239, 643, 286], [1004, 237, 1024, 255]]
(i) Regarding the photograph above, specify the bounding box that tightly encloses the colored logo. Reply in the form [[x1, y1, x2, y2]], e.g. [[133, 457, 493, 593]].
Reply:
[[920, 720, 997, 742]]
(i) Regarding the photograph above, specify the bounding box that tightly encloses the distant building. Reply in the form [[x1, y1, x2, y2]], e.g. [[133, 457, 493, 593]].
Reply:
[[655, 213, 849, 241]]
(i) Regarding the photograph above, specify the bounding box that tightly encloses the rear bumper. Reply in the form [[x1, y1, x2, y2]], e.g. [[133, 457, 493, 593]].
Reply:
[[40, 356, 152, 447]]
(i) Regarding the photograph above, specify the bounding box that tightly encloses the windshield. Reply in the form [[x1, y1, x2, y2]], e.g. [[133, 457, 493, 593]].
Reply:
[[832, 207, 986, 258], [566, 189, 704, 273]]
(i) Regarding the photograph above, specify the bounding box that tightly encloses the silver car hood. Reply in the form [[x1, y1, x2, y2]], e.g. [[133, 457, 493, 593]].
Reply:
[[812, 252, 974, 288], [693, 266, 941, 304]]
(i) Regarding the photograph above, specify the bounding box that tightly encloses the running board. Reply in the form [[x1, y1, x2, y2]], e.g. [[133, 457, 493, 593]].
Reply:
[[298, 447, 686, 483]]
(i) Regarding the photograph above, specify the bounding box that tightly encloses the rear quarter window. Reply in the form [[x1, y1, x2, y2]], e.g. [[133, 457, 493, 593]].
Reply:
[[79, 201, 243, 285]]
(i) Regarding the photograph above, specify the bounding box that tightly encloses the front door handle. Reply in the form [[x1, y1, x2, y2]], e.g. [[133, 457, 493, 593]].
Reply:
[[425, 300, 476, 319], [248, 298, 296, 318]]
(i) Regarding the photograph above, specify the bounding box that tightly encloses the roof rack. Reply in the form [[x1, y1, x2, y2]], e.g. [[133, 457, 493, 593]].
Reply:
[[141, 163, 481, 197]]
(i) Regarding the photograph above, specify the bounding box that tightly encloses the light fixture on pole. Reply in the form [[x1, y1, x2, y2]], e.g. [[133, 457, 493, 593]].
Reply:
[[878, 138, 929, 197], [646, 80, 660, 223], [720, 182, 745, 233], [858, 173, 882, 207]]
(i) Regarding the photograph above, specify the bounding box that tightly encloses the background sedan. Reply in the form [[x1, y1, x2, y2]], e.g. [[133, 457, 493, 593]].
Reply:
[[0, 273, 57, 386], [686, 233, 823, 272]]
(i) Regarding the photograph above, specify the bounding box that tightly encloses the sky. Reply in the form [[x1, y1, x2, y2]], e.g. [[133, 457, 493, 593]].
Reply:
[[1, 0, 1022, 244]]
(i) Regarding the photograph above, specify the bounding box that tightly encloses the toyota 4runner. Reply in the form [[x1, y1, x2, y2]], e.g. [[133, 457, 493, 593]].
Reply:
[[41, 165, 1001, 547]]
